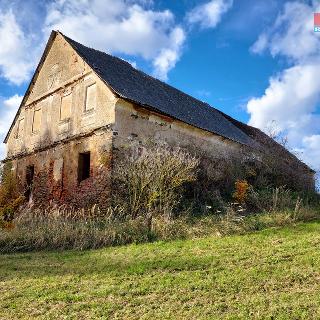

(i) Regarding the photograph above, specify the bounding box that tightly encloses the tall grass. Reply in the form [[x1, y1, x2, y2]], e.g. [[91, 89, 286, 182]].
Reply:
[[0, 207, 152, 253], [1, 203, 319, 254]]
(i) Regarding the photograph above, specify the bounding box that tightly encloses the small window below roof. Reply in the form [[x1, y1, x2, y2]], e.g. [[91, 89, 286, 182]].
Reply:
[[85, 83, 96, 112], [60, 93, 72, 121], [16, 118, 24, 139], [32, 108, 41, 134]]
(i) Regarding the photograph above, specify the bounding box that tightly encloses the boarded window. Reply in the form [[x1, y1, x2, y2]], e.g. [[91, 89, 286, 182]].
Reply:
[[78, 152, 90, 182], [16, 118, 24, 138], [60, 93, 72, 121], [85, 84, 96, 111], [32, 109, 41, 133]]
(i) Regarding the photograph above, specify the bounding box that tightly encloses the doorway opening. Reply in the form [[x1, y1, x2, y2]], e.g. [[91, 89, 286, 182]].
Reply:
[[78, 152, 91, 183]]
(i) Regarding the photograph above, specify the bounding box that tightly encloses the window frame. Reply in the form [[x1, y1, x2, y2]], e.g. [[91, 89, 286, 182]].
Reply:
[[59, 91, 72, 122], [32, 108, 42, 134], [15, 117, 25, 139], [84, 82, 97, 113]]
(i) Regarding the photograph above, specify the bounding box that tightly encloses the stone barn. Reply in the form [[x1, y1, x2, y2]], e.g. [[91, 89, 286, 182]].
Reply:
[[2, 31, 315, 208]]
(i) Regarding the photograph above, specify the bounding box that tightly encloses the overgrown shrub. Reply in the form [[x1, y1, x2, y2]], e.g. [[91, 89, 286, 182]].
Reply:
[[113, 143, 199, 219], [0, 163, 20, 206], [246, 186, 320, 213]]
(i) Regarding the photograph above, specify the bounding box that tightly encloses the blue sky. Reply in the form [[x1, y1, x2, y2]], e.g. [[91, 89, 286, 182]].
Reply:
[[0, 0, 319, 181]]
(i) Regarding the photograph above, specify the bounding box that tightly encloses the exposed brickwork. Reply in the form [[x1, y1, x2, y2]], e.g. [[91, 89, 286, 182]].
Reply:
[[11, 131, 113, 210]]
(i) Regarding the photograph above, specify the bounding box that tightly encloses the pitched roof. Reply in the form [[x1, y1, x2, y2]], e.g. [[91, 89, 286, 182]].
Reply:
[[63, 33, 254, 147]]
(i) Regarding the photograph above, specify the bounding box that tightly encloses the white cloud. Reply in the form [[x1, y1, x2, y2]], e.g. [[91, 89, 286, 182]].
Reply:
[[0, 94, 22, 159], [247, 64, 320, 131], [247, 63, 320, 171], [250, 33, 268, 54], [0, 10, 36, 85], [0, 0, 187, 83], [187, 0, 233, 29], [250, 2, 320, 61], [247, 1, 320, 173], [44, 0, 185, 80], [152, 27, 185, 80]]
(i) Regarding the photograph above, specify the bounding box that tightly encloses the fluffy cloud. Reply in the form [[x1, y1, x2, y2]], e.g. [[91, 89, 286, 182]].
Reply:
[[0, 94, 22, 159], [187, 0, 233, 29], [250, 33, 268, 55], [0, 0, 236, 84], [0, 10, 36, 84], [247, 1, 320, 173], [152, 27, 185, 80], [247, 64, 320, 132], [251, 2, 320, 61], [0, 0, 186, 83], [44, 0, 185, 80]]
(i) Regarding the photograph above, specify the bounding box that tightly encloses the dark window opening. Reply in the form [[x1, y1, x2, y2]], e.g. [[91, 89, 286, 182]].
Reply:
[[25, 165, 34, 200], [78, 152, 90, 182]]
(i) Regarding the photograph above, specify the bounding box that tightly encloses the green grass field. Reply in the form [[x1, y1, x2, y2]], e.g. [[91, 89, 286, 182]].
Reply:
[[2, 222, 320, 319]]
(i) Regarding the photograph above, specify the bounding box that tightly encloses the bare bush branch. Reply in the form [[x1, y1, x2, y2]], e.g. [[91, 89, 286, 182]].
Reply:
[[113, 143, 199, 219]]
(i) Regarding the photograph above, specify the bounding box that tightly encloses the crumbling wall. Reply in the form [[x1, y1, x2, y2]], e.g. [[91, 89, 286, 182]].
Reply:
[[4, 32, 117, 209], [10, 130, 113, 209], [113, 99, 315, 193]]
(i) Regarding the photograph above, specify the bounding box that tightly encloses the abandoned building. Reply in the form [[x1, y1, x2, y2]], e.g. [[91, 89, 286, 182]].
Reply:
[[2, 31, 315, 208]]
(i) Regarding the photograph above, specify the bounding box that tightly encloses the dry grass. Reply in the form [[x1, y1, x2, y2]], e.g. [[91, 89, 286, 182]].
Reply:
[[1, 203, 319, 254], [0, 207, 152, 253]]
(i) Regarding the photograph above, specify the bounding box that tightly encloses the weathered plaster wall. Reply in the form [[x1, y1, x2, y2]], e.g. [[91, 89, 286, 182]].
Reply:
[[113, 99, 251, 182], [6, 33, 116, 159], [5, 33, 117, 208]]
